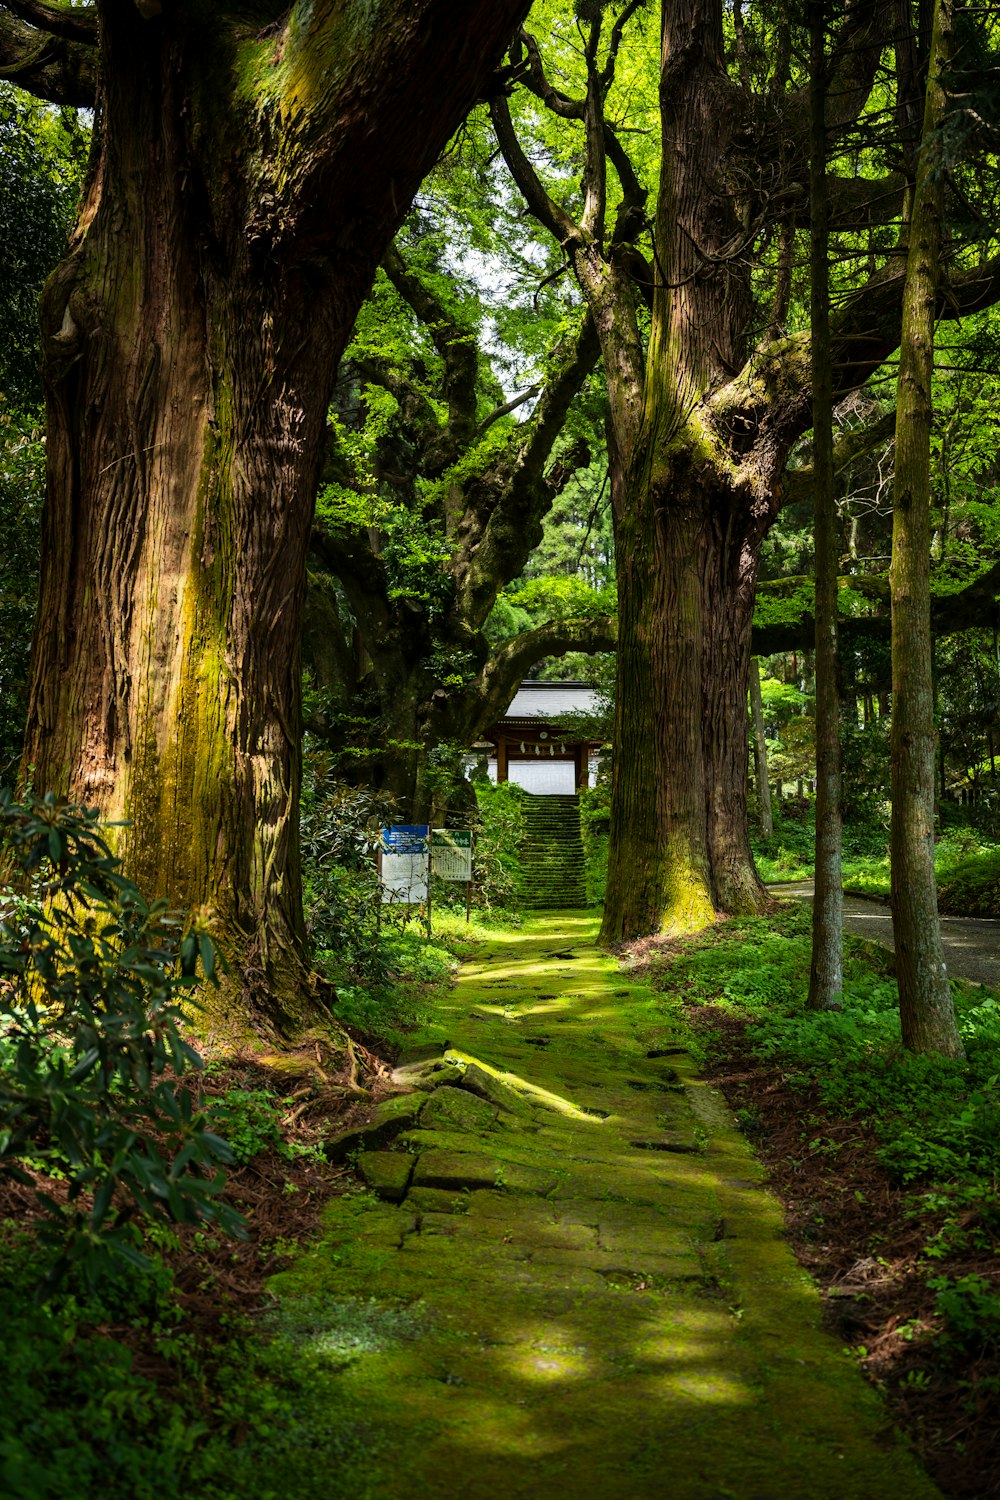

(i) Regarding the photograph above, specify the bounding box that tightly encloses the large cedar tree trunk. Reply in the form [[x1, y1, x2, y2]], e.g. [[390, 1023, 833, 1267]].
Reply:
[[21, 0, 528, 1036], [602, 449, 768, 942], [599, 0, 768, 943]]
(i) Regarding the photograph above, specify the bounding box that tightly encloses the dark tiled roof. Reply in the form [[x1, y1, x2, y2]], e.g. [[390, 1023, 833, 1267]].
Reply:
[[503, 681, 597, 719]]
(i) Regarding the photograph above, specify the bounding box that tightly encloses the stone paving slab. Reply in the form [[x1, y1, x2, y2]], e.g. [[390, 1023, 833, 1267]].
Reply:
[[273, 913, 941, 1499]]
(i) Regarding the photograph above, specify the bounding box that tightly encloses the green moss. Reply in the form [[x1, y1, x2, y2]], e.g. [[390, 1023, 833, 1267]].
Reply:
[[661, 851, 716, 934], [252, 913, 940, 1498]]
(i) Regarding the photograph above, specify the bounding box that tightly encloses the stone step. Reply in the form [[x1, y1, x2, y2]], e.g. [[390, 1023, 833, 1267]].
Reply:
[[517, 791, 587, 909]]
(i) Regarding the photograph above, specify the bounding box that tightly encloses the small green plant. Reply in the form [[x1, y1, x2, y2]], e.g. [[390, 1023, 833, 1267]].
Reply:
[[0, 791, 243, 1287], [930, 1273, 1000, 1351], [208, 1090, 286, 1163]]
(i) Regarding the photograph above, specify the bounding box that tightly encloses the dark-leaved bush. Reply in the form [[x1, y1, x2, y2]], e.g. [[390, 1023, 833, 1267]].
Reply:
[[0, 790, 243, 1287]]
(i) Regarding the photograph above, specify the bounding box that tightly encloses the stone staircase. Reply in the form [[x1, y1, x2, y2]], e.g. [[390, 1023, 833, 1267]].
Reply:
[[516, 792, 587, 909]]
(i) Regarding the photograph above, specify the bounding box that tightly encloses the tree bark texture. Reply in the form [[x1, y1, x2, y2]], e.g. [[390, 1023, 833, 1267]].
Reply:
[[807, 0, 844, 1011], [19, 0, 529, 1037], [601, 430, 768, 942], [889, 0, 964, 1058]]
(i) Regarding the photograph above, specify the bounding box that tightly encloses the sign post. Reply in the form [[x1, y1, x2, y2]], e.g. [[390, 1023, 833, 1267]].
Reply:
[[380, 825, 430, 912], [430, 830, 474, 924], [426, 840, 432, 937]]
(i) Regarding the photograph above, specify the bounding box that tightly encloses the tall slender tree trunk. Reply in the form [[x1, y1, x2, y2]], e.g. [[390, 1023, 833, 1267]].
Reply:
[[20, 0, 528, 1036], [889, 0, 964, 1058], [808, 0, 844, 1011], [749, 659, 773, 839], [702, 504, 768, 914]]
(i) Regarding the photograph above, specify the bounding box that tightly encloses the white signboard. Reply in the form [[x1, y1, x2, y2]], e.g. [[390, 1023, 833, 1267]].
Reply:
[[431, 829, 472, 882], [380, 825, 429, 903]]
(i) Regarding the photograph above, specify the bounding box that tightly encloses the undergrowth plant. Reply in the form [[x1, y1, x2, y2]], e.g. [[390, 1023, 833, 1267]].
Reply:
[[0, 790, 241, 1287], [650, 904, 1000, 1285]]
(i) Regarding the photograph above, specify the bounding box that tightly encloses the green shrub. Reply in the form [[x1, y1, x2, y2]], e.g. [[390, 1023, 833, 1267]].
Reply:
[[579, 785, 609, 906], [0, 791, 241, 1287], [750, 811, 816, 882], [207, 1090, 287, 1164], [467, 781, 526, 917], [651, 904, 1000, 1214], [300, 773, 394, 982], [0, 1241, 383, 1499], [936, 847, 1000, 917], [930, 1273, 1000, 1352]]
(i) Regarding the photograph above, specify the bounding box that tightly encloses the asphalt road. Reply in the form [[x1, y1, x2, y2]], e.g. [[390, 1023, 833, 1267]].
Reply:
[[768, 878, 1000, 989]]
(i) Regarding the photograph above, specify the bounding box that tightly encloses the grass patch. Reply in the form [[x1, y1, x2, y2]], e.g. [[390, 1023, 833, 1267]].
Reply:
[[649, 904, 1000, 1197], [753, 813, 1000, 906], [645, 903, 1000, 1494], [0, 1242, 385, 1500], [936, 847, 1000, 917]]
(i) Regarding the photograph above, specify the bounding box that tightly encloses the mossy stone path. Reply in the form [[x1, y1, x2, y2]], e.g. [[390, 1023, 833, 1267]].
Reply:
[[272, 914, 939, 1498]]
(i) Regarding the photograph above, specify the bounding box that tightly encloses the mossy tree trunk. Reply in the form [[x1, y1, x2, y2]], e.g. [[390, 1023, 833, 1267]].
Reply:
[[599, 0, 769, 941], [889, 0, 964, 1058], [11, 0, 529, 1036]]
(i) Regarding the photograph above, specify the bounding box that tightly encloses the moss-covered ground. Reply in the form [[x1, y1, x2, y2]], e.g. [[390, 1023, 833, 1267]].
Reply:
[[271, 912, 939, 1498]]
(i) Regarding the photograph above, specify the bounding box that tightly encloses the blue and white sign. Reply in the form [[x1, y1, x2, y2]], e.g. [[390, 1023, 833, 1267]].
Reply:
[[381, 824, 429, 903]]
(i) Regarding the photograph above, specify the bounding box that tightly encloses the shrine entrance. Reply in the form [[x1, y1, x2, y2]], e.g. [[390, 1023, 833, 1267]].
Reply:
[[471, 680, 602, 795]]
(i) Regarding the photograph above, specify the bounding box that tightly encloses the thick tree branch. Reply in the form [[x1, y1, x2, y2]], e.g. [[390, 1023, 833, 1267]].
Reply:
[[449, 312, 602, 629], [752, 560, 1000, 654], [478, 384, 540, 435], [351, 355, 442, 467], [382, 242, 479, 470], [251, 0, 531, 256], [580, 64, 607, 240], [310, 519, 410, 691], [3, 0, 95, 43], [0, 6, 96, 102], [490, 92, 583, 249], [471, 615, 617, 735], [784, 0, 896, 140], [828, 172, 907, 227], [829, 253, 1000, 395], [604, 123, 647, 235], [514, 26, 585, 118], [601, 0, 647, 89], [732, 251, 1000, 473], [303, 567, 359, 711], [779, 409, 896, 508]]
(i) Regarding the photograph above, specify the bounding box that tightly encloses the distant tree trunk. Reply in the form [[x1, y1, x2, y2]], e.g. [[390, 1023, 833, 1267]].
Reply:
[[889, 0, 964, 1058], [808, 0, 844, 1011], [20, 0, 529, 1037], [749, 658, 773, 838]]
